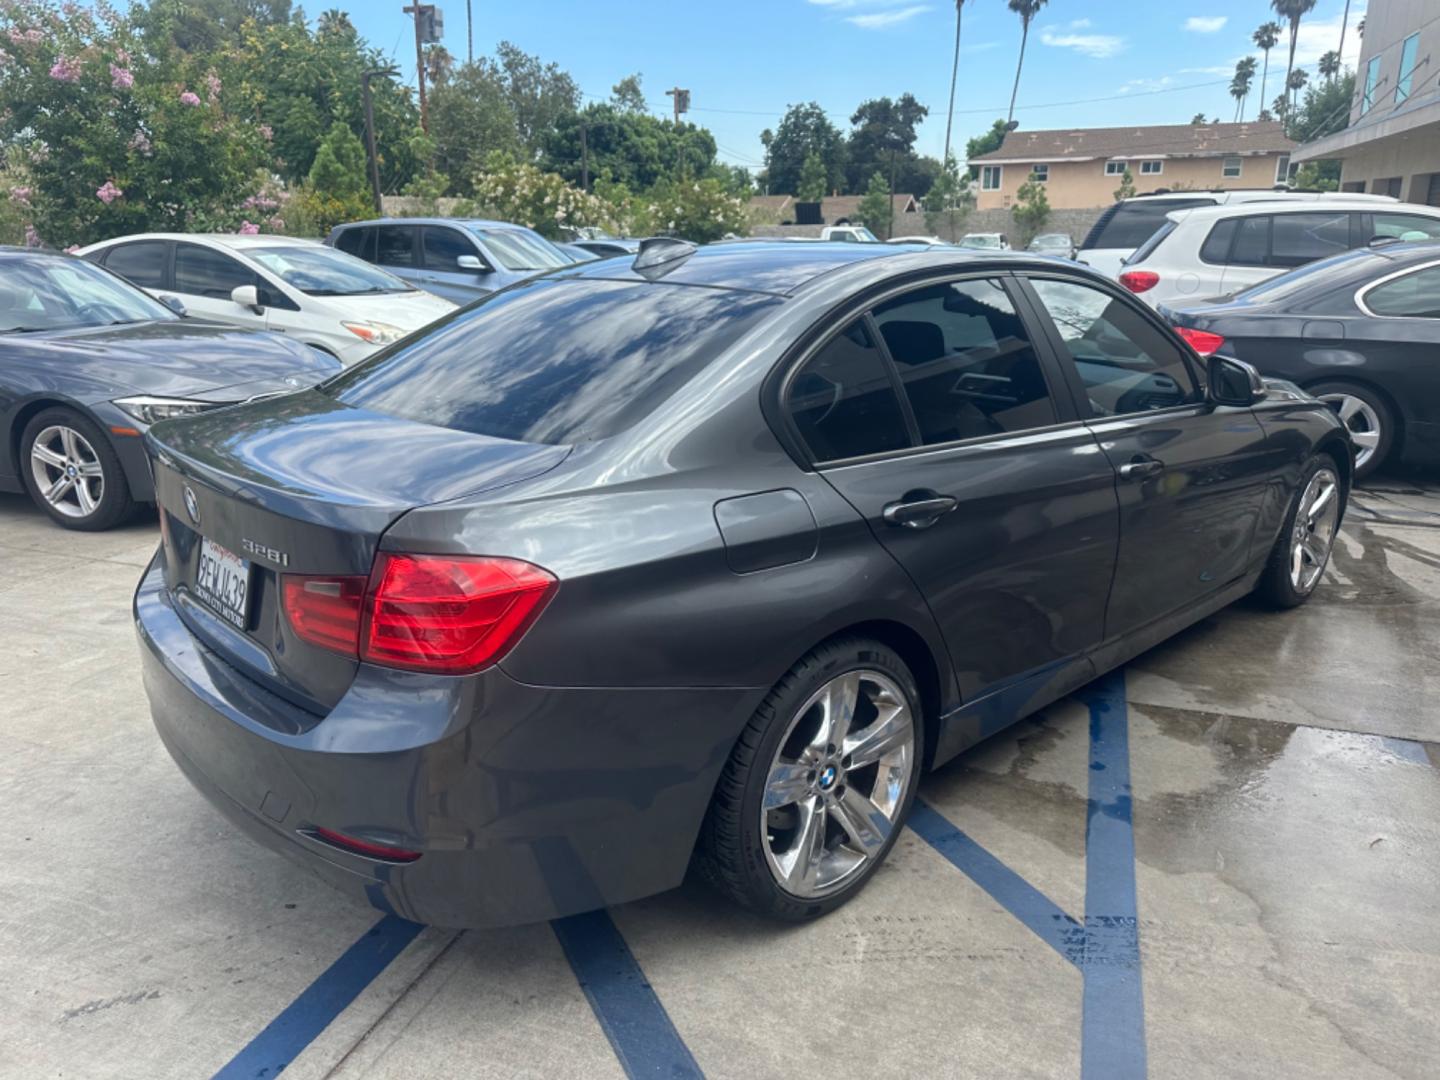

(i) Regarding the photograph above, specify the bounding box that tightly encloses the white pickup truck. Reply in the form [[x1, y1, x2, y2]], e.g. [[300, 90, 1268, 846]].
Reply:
[[819, 225, 880, 243]]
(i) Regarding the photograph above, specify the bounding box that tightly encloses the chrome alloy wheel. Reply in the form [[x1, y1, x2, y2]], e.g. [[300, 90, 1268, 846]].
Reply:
[[29, 424, 104, 519], [1290, 467, 1340, 594], [761, 669, 915, 899], [1319, 394, 1381, 471]]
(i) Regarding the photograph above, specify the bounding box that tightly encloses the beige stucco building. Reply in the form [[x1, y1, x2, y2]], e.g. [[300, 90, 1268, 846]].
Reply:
[[1291, 0, 1440, 205], [969, 122, 1296, 211]]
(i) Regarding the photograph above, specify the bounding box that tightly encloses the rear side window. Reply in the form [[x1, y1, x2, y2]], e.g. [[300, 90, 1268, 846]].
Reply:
[[1364, 265, 1440, 318], [326, 280, 779, 445], [1370, 213, 1440, 242], [102, 241, 168, 290], [1083, 198, 1217, 251], [872, 278, 1056, 443], [788, 319, 912, 462], [375, 226, 417, 268], [1231, 216, 1271, 266], [1270, 212, 1352, 268], [335, 226, 373, 261], [1199, 220, 1238, 264]]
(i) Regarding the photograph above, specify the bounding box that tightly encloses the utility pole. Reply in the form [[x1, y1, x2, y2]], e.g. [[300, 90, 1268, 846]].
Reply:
[[466, 0, 473, 63], [361, 67, 400, 215], [665, 87, 690, 178], [403, 3, 442, 133], [580, 120, 590, 191]]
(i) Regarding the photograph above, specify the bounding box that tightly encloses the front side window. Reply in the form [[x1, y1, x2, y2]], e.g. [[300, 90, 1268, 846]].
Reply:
[[102, 241, 168, 290], [1140, 160, 1163, 176], [1397, 33, 1420, 103], [1269, 212, 1352, 267], [422, 226, 480, 271], [1362, 55, 1381, 113], [1028, 277, 1201, 417], [873, 278, 1056, 444], [1364, 265, 1440, 318], [981, 165, 1002, 191], [0, 255, 175, 333], [173, 243, 258, 299], [375, 225, 417, 268], [326, 279, 779, 445], [787, 319, 912, 462], [1222, 157, 1243, 179]]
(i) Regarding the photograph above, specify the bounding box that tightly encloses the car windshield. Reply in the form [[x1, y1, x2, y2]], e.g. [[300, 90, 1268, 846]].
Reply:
[[961, 235, 1001, 249], [1032, 235, 1069, 248], [0, 255, 174, 333], [843, 227, 880, 242], [323, 278, 779, 444], [247, 245, 413, 296], [468, 227, 573, 271]]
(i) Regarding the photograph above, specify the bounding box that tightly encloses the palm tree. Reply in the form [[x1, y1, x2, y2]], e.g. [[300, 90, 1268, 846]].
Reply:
[[942, 1, 967, 169], [1319, 50, 1341, 84], [1254, 22, 1281, 116], [1272, 0, 1318, 114], [1337, 0, 1351, 65], [1005, 0, 1048, 125], [1231, 57, 1258, 121], [1287, 67, 1309, 113]]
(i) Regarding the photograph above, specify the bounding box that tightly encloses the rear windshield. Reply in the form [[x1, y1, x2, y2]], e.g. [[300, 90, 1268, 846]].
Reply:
[[1083, 198, 1218, 251], [1232, 247, 1383, 305], [322, 279, 779, 444]]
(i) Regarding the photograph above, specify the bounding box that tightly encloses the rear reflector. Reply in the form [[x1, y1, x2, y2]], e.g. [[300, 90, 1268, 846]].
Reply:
[[309, 826, 422, 863], [1175, 326, 1227, 357], [361, 554, 558, 674], [283, 575, 366, 654], [1119, 270, 1160, 294]]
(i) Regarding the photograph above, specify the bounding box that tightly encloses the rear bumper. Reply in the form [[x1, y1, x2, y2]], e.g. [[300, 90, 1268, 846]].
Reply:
[[135, 560, 762, 928]]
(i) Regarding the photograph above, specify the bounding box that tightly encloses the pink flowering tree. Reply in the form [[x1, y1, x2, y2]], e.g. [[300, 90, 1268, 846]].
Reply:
[[0, 0, 267, 245]]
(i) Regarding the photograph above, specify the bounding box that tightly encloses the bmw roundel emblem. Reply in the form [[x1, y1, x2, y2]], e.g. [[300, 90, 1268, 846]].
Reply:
[[183, 485, 201, 525]]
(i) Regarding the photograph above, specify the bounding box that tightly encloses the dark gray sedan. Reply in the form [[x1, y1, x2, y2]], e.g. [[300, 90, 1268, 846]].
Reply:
[[136, 240, 1351, 928], [0, 248, 339, 530]]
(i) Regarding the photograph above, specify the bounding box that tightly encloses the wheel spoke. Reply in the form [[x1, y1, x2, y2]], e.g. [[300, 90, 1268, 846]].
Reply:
[[44, 474, 74, 504], [1303, 538, 1327, 568], [781, 796, 827, 893], [60, 427, 81, 460], [1307, 482, 1335, 520], [811, 672, 860, 753], [844, 703, 910, 770], [77, 460, 104, 479], [829, 788, 891, 854], [763, 761, 812, 810], [1290, 539, 1305, 583], [1337, 396, 1363, 423], [74, 479, 98, 515], [1351, 430, 1380, 449], [31, 442, 65, 469]]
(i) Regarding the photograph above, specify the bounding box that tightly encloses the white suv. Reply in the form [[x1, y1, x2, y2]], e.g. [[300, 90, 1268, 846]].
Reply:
[[1077, 190, 1397, 277], [1116, 201, 1440, 308]]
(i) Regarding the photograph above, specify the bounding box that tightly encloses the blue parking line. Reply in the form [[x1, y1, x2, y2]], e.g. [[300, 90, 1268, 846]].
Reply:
[[1377, 735, 1432, 766], [1076, 670, 1147, 1080], [908, 800, 1083, 965], [552, 910, 704, 1079], [212, 914, 424, 1080]]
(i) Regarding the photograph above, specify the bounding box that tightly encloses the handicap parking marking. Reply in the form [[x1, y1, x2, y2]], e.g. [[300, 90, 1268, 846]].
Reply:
[[914, 668, 1147, 1080]]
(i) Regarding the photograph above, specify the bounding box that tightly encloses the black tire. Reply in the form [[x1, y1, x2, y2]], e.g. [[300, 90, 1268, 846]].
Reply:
[[1256, 454, 1344, 609], [695, 636, 924, 921], [20, 407, 134, 531], [1307, 380, 1394, 481]]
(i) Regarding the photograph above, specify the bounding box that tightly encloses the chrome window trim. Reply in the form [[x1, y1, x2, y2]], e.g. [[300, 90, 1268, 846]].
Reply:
[[820, 417, 1097, 473], [1354, 257, 1440, 320]]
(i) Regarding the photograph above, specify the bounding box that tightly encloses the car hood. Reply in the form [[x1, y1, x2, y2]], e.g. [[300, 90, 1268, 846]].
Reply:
[[3, 318, 335, 400], [318, 289, 457, 328]]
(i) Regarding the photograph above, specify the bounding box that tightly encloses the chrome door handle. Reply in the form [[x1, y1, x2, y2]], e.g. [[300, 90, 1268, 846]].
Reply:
[[1118, 457, 1164, 481], [882, 495, 958, 529]]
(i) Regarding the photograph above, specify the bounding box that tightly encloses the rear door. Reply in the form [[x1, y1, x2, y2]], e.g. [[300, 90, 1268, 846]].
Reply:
[[788, 274, 1119, 708], [373, 224, 423, 289], [1218, 211, 1356, 294], [1019, 272, 1272, 639], [93, 239, 173, 300]]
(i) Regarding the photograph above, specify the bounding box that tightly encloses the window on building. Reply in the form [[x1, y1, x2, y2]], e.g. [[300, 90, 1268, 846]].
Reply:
[[1140, 160, 1164, 176], [1222, 157, 1243, 179], [1396, 33, 1420, 103], [1105, 161, 1127, 176], [1362, 55, 1382, 114], [1275, 154, 1291, 185], [1031, 164, 1049, 183], [981, 165, 1003, 191]]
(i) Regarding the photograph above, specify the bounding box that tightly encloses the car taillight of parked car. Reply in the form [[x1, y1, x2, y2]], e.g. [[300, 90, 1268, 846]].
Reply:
[[1174, 326, 1227, 358], [1118, 270, 1160, 294], [282, 554, 558, 673]]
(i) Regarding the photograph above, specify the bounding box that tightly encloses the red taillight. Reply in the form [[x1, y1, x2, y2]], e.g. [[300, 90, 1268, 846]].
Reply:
[[309, 826, 422, 863], [360, 554, 558, 673], [1119, 270, 1159, 294], [283, 575, 366, 655], [1175, 326, 1227, 357]]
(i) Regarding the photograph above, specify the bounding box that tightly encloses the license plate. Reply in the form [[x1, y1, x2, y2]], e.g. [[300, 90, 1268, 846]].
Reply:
[[194, 537, 252, 629]]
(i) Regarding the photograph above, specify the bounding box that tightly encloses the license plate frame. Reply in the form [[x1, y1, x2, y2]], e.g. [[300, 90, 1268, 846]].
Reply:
[[194, 536, 252, 630]]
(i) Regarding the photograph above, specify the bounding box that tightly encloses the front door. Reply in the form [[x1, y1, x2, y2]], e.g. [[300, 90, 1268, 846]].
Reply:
[[787, 276, 1120, 705], [1021, 274, 1272, 639], [171, 242, 270, 331], [418, 225, 497, 302]]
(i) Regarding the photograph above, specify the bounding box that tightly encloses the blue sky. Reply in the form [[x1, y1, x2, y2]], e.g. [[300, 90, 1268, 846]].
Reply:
[[342, 0, 1366, 172]]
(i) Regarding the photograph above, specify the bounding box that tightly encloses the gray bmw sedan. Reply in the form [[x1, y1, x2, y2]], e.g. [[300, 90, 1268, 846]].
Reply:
[[136, 240, 1351, 927]]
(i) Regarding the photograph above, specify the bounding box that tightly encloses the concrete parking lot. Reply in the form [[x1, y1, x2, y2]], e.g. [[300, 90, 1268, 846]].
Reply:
[[3, 474, 1438, 1080]]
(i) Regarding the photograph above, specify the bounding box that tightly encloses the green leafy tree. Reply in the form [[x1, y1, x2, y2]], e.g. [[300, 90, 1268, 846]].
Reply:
[[797, 152, 828, 202], [1191, 112, 1209, 125], [923, 153, 973, 237], [489, 42, 581, 159], [1253, 22, 1282, 115], [1286, 71, 1355, 143], [1272, 0, 1318, 111], [1231, 57, 1258, 121], [1287, 67, 1309, 112], [1292, 161, 1339, 191], [845, 94, 928, 195], [1113, 168, 1136, 201], [966, 119, 1008, 178], [543, 104, 718, 192], [471, 152, 615, 238], [290, 120, 373, 233], [1011, 174, 1050, 244], [854, 172, 892, 234], [428, 61, 521, 196], [634, 177, 749, 242], [1005, 0, 1048, 124], [610, 73, 647, 114], [761, 102, 847, 196], [1318, 50, 1341, 83]]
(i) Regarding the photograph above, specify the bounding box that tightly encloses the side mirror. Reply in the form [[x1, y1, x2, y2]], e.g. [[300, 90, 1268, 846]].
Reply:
[[157, 294, 187, 317], [1207, 354, 1265, 407], [456, 254, 486, 272], [231, 284, 263, 313]]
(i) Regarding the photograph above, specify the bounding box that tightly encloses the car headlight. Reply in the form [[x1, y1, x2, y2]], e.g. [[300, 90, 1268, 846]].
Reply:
[[113, 396, 217, 425], [341, 320, 407, 345]]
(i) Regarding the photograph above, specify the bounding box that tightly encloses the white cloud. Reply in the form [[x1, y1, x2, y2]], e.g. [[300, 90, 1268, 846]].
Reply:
[[1040, 20, 1125, 59], [847, 4, 931, 28], [1185, 16, 1228, 34]]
